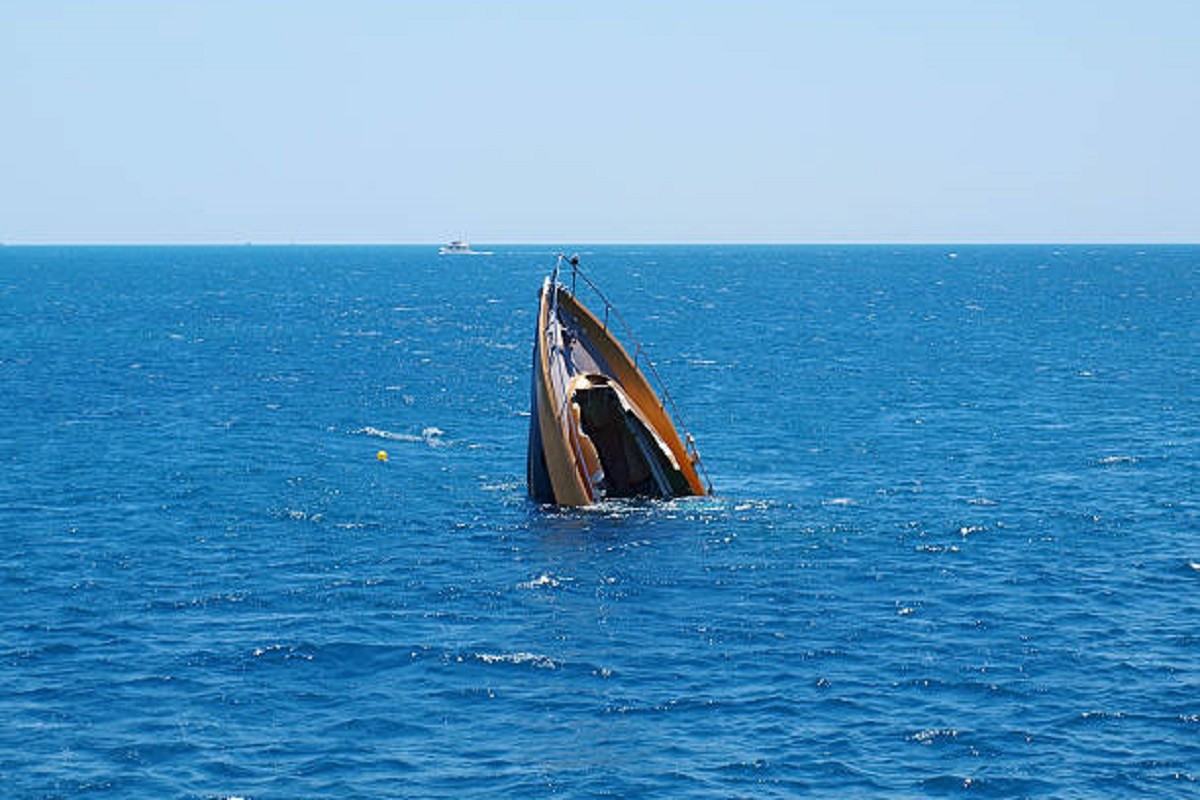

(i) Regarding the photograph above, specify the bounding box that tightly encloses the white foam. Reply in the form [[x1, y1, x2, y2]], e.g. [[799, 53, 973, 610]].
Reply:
[[356, 425, 422, 442], [910, 728, 959, 745], [354, 426, 446, 446], [475, 652, 558, 669], [519, 573, 567, 590]]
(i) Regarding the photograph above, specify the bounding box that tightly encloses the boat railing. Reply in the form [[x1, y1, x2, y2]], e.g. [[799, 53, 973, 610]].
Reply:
[[551, 254, 713, 494]]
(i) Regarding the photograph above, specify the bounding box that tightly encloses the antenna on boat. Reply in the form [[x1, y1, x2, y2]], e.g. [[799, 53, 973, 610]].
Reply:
[[554, 252, 582, 294]]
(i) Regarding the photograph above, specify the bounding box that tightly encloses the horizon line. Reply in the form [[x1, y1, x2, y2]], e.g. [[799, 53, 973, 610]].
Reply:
[[3, 240, 1198, 247]]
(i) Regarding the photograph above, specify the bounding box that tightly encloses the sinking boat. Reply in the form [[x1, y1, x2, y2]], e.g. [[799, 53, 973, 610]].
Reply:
[[527, 255, 710, 506]]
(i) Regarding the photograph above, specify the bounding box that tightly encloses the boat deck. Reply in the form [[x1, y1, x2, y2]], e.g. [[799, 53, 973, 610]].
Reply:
[[545, 301, 616, 398]]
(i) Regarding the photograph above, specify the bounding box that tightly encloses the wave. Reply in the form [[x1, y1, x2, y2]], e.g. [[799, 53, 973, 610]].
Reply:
[[908, 727, 960, 745], [472, 651, 559, 670], [518, 573, 569, 590], [354, 425, 446, 446]]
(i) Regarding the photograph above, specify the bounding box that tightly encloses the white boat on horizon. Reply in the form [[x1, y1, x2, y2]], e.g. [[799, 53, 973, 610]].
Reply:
[[439, 238, 492, 255]]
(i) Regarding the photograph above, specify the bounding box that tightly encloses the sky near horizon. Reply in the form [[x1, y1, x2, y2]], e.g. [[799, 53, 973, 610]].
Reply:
[[3, 1, 1198, 244]]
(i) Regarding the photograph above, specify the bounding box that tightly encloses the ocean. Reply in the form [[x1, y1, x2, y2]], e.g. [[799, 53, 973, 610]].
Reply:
[[1, 244, 1197, 798]]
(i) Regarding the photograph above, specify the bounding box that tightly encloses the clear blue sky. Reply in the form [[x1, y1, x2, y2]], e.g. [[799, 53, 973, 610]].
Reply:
[[3, 1, 1197, 243]]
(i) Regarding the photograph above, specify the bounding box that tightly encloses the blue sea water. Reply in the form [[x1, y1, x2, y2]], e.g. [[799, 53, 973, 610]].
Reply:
[[1, 244, 1197, 798]]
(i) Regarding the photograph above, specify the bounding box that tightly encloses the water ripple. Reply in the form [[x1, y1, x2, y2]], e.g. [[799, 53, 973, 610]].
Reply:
[[3, 244, 1197, 797]]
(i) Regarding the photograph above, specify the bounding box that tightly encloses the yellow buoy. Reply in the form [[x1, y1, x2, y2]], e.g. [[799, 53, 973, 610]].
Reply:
[[376, 450, 389, 462]]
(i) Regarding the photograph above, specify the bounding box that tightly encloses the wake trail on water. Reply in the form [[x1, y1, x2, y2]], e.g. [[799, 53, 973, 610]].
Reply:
[[353, 425, 447, 447]]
